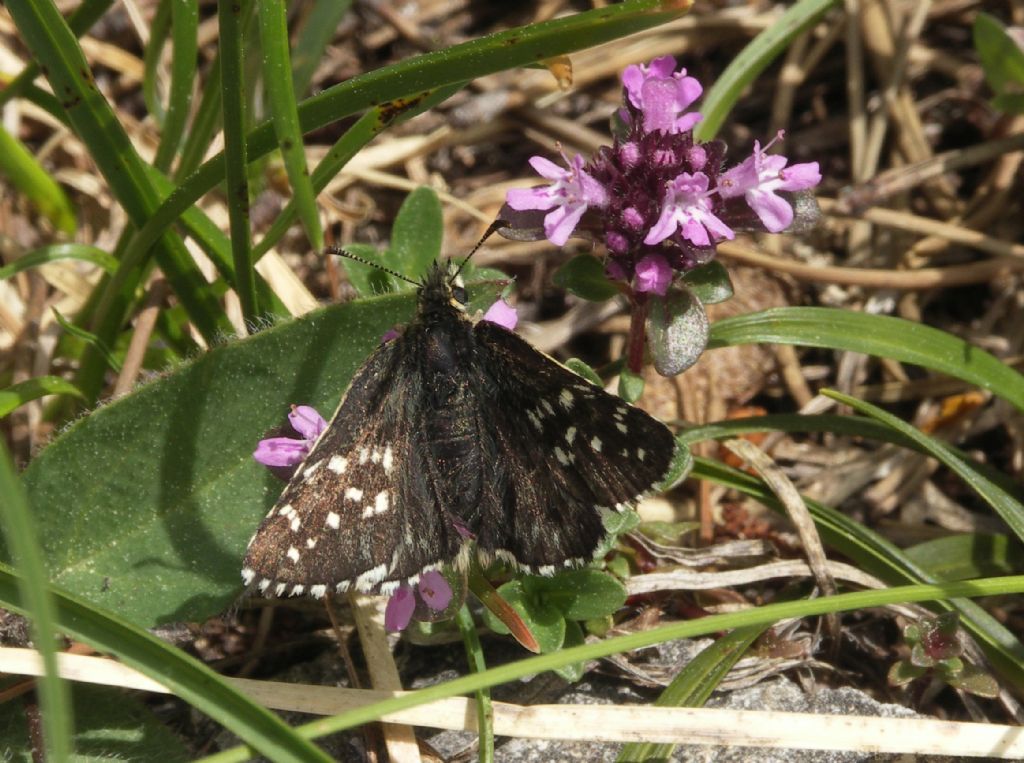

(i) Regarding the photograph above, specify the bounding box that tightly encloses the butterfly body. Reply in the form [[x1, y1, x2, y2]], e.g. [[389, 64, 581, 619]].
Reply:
[[242, 261, 676, 598]]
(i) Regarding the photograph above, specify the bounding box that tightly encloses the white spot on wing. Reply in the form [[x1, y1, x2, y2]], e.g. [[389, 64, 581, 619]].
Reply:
[[591, 436, 602, 452], [303, 459, 323, 478], [616, 422, 628, 434], [241, 568, 255, 585], [359, 447, 369, 464], [559, 389, 574, 409], [258, 578, 271, 593], [287, 546, 300, 563], [290, 584, 304, 596], [345, 487, 364, 501], [565, 426, 577, 445], [538, 564, 555, 576], [382, 445, 394, 474], [335, 581, 350, 593], [310, 584, 327, 599], [306, 537, 317, 549], [527, 410, 543, 431], [637, 448, 646, 461], [326, 511, 341, 529], [375, 491, 390, 514], [290, 516, 301, 532], [371, 448, 382, 464], [328, 456, 347, 474], [275, 582, 286, 596], [355, 564, 388, 591], [278, 504, 294, 516], [554, 446, 573, 466], [541, 399, 555, 416]]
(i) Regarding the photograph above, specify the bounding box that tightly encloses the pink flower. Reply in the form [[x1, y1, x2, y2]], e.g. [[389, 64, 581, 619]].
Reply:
[[384, 570, 454, 631], [645, 172, 734, 247], [718, 133, 822, 232], [633, 254, 672, 295], [505, 152, 608, 246], [483, 297, 518, 330], [253, 405, 327, 472], [621, 55, 703, 135]]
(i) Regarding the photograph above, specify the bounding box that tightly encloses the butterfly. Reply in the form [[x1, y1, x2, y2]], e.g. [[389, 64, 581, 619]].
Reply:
[[241, 256, 676, 599]]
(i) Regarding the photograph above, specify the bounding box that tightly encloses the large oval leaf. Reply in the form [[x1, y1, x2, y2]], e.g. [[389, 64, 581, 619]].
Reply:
[[19, 292, 413, 627]]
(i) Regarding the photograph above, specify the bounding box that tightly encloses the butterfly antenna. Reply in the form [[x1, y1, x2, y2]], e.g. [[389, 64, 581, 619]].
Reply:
[[324, 246, 420, 287], [453, 219, 510, 281]]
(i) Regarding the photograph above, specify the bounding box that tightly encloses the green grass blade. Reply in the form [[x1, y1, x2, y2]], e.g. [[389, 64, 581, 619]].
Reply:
[[252, 84, 463, 261], [130, 0, 688, 263], [823, 389, 1024, 543], [617, 624, 767, 762], [0, 445, 73, 760], [153, 0, 199, 172], [695, 0, 838, 141], [709, 307, 1024, 411], [691, 457, 1024, 690], [0, 124, 76, 233], [456, 605, 494, 763], [142, 0, 172, 124], [0, 377, 85, 418], [290, 0, 353, 95], [0, 0, 113, 110], [200, 576, 1024, 761], [679, 413, 1024, 504], [218, 0, 259, 323], [258, 0, 323, 252], [0, 243, 117, 279], [6, 0, 232, 345], [0, 566, 331, 762]]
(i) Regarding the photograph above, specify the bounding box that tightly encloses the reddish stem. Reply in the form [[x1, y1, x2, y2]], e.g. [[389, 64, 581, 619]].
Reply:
[[626, 292, 648, 374]]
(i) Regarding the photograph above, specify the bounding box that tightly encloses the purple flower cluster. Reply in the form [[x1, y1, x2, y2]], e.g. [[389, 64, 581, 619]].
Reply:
[[504, 56, 821, 297]]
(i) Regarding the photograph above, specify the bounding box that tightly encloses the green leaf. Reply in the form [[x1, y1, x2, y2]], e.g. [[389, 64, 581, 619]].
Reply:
[[19, 292, 412, 627], [639, 520, 699, 545], [0, 244, 116, 280], [709, 307, 1024, 412], [553, 254, 620, 301], [291, 0, 354, 95], [388, 186, 444, 284], [0, 377, 85, 418], [0, 125, 76, 233], [617, 369, 644, 402], [552, 619, 586, 682], [948, 663, 1000, 698], [531, 569, 627, 621], [0, 684, 190, 762], [337, 242, 394, 298], [974, 12, 1024, 98], [564, 358, 603, 386], [481, 580, 565, 653], [646, 286, 709, 376], [659, 439, 694, 490], [888, 659, 926, 687], [905, 534, 1021, 581], [681, 260, 733, 304]]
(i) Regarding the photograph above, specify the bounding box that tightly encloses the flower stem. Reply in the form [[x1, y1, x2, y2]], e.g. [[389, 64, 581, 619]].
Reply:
[[627, 293, 649, 374], [455, 605, 494, 763]]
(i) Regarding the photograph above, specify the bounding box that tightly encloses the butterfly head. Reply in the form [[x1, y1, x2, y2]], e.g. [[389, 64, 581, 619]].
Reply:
[[417, 260, 469, 318]]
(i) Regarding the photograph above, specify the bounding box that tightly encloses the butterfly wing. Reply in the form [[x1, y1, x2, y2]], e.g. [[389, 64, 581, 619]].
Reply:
[[471, 320, 677, 572], [242, 340, 462, 597]]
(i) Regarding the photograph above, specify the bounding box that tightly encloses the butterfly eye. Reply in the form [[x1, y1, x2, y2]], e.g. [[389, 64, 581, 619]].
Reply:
[[451, 285, 468, 304]]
